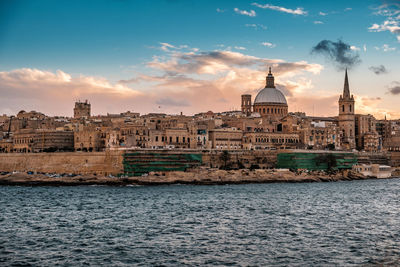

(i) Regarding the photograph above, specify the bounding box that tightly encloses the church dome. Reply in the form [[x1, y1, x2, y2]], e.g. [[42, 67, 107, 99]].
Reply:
[[254, 87, 287, 105], [253, 67, 287, 105]]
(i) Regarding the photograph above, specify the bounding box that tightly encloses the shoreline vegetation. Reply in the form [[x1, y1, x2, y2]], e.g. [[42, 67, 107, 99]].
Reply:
[[0, 168, 396, 186]]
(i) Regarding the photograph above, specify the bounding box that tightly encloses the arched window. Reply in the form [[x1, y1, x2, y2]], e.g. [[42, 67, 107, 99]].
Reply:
[[267, 108, 269, 113], [342, 105, 345, 112], [263, 108, 265, 113]]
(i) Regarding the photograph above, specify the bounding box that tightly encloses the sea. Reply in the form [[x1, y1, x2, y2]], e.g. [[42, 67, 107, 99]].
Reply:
[[1, 179, 400, 266]]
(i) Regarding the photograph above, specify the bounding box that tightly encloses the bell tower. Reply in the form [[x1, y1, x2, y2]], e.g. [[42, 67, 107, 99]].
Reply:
[[241, 94, 252, 116], [338, 69, 355, 150]]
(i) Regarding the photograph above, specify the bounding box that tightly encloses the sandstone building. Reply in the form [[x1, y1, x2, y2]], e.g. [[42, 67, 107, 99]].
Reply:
[[74, 100, 91, 119]]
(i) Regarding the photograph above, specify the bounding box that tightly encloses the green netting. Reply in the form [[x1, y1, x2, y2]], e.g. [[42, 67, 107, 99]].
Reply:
[[277, 152, 357, 171], [122, 152, 202, 176]]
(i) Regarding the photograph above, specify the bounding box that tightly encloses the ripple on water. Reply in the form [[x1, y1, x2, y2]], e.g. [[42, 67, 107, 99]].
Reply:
[[1, 179, 400, 265]]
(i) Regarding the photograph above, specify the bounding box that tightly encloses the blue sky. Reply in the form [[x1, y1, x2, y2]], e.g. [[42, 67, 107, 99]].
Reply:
[[0, 0, 399, 117]]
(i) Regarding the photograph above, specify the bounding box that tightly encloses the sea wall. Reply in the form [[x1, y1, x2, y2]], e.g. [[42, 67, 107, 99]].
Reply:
[[0, 150, 397, 176], [0, 151, 124, 175], [202, 150, 278, 169]]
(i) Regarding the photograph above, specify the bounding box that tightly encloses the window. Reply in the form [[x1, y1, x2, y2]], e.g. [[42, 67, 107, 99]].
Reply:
[[176, 137, 179, 143], [169, 136, 172, 143], [155, 136, 158, 142], [342, 105, 345, 112], [263, 108, 265, 114], [349, 105, 352, 112]]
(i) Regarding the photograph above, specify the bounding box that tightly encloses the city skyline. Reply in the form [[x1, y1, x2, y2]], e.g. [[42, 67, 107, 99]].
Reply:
[[1, 0, 399, 118]]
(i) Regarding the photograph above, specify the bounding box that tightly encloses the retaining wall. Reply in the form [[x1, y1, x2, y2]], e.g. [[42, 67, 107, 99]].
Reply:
[[0, 151, 124, 175]]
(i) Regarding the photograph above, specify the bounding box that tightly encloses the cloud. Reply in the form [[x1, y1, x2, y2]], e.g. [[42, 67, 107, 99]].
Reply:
[[314, 21, 323, 24], [261, 42, 276, 48], [216, 8, 225, 13], [373, 44, 397, 51], [0, 47, 325, 116], [0, 68, 144, 116], [311, 39, 361, 70], [363, 44, 367, 51], [383, 44, 396, 51], [156, 97, 190, 107], [252, 3, 307, 15], [369, 3, 400, 42], [319, 11, 327, 16], [344, 7, 352, 11], [388, 81, 400, 95], [234, 46, 247, 50], [245, 23, 267, 30], [141, 48, 323, 113], [350, 45, 360, 51], [234, 8, 256, 17], [369, 65, 388, 75]]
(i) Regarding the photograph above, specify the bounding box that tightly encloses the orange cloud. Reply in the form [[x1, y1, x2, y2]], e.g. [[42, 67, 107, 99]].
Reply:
[[0, 49, 326, 116]]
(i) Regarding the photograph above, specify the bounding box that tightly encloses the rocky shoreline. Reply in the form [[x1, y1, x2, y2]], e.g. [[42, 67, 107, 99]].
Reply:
[[0, 168, 387, 186]]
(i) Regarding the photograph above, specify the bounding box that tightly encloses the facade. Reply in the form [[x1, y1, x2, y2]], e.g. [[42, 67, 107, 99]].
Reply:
[[241, 94, 252, 116], [74, 128, 106, 152], [338, 69, 356, 150], [208, 128, 243, 150], [74, 100, 91, 119], [242, 132, 299, 150], [13, 130, 74, 153]]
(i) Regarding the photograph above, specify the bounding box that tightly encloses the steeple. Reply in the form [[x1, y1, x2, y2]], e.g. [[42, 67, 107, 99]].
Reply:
[[266, 67, 275, 88], [343, 68, 350, 98]]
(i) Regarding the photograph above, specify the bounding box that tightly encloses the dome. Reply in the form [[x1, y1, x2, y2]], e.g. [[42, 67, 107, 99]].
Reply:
[[254, 87, 287, 105]]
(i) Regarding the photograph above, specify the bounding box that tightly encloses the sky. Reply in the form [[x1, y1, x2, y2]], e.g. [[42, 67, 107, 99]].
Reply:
[[0, 0, 399, 119]]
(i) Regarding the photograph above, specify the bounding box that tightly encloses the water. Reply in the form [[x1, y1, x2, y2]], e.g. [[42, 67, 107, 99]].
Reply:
[[1, 179, 400, 266]]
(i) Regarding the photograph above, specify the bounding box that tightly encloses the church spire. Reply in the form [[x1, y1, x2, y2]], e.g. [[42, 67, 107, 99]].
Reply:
[[266, 67, 275, 88], [343, 68, 350, 98]]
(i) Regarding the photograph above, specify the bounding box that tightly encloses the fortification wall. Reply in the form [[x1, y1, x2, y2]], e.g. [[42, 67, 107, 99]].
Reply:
[[202, 150, 278, 169], [2, 150, 394, 176], [0, 151, 124, 175]]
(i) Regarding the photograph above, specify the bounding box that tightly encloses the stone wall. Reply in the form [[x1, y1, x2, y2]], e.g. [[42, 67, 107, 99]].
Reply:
[[0, 151, 124, 175], [202, 150, 278, 169]]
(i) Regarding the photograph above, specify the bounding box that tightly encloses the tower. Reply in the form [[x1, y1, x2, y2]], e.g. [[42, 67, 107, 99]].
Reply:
[[241, 94, 252, 116], [266, 67, 275, 88], [74, 100, 91, 119], [338, 69, 355, 150]]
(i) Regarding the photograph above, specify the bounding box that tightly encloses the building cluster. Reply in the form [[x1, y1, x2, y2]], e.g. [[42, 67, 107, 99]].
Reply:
[[1, 69, 400, 153]]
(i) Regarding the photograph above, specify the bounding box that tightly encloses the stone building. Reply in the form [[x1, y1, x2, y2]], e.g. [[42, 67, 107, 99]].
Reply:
[[241, 94, 252, 116], [74, 100, 91, 119], [12, 129, 74, 153], [338, 69, 355, 150], [355, 114, 379, 151], [164, 128, 192, 149], [208, 128, 243, 150], [74, 127, 106, 152], [0, 139, 13, 153], [251, 68, 288, 120], [300, 120, 340, 150], [242, 132, 299, 150]]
